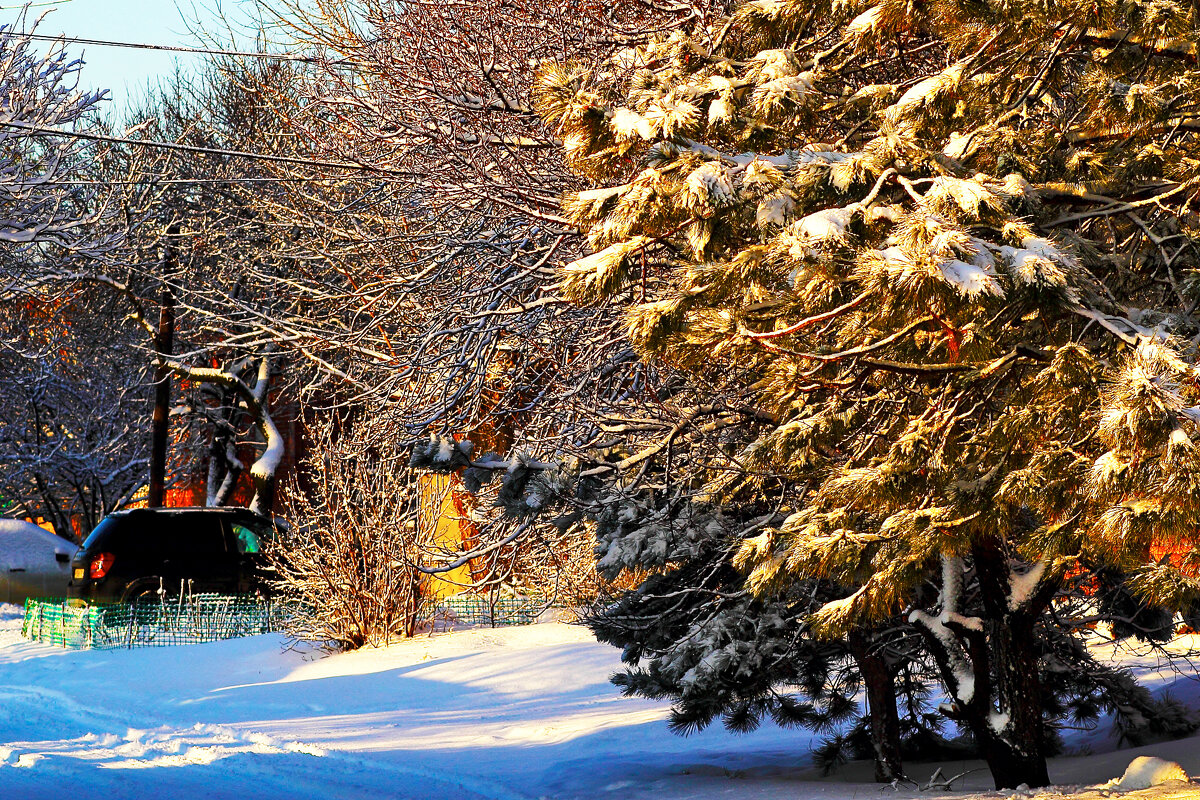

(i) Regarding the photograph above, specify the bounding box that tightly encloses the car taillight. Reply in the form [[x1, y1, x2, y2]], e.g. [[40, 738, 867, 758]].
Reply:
[[89, 552, 115, 579]]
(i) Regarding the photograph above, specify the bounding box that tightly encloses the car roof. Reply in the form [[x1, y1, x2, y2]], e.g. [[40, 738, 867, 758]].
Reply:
[[109, 507, 267, 519]]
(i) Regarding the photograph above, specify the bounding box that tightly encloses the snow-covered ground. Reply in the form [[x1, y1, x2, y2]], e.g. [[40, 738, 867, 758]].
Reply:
[[0, 604, 1197, 800]]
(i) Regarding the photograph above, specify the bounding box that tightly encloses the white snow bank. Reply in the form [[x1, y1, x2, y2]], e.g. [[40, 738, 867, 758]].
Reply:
[[0, 618, 1198, 800], [1108, 756, 1190, 792], [0, 620, 825, 800]]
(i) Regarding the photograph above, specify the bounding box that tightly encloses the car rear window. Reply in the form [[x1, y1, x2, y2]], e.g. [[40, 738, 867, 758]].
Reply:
[[81, 516, 164, 555], [81, 518, 117, 551]]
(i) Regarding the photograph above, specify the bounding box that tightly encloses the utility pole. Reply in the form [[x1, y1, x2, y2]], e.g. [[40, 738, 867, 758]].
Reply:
[[147, 223, 179, 507]]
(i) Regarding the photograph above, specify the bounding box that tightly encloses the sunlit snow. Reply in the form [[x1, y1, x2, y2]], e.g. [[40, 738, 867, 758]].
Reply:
[[0, 612, 1197, 799]]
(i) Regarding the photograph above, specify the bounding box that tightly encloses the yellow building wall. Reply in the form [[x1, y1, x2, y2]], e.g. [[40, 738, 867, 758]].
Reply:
[[418, 473, 478, 600]]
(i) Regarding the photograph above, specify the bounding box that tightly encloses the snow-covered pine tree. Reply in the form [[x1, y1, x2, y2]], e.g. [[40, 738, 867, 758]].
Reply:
[[534, 0, 1200, 789], [586, 532, 927, 783]]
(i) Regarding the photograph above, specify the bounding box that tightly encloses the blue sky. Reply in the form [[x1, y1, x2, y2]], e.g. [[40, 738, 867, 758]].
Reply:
[[20, 0, 255, 118]]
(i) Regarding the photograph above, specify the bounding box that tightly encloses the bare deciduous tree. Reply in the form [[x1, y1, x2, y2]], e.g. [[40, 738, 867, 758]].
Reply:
[[270, 414, 433, 648], [191, 0, 734, 599], [0, 299, 150, 535], [0, 17, 138, 532]]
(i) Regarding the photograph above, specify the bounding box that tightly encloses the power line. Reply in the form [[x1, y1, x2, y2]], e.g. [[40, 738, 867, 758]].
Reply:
[[2, 175, 397, 186], [10, 31, 357, 65], [0, 120, 409, 176]]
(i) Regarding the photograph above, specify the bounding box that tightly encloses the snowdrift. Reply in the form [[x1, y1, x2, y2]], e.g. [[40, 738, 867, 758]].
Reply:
[[0, 614, 1196, 799]]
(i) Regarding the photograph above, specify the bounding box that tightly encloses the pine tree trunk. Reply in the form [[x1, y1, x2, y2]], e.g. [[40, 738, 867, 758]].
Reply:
[[969, 542, 1051, 790], [847, 629, 904, 783], [953, 617, 1048, 789]]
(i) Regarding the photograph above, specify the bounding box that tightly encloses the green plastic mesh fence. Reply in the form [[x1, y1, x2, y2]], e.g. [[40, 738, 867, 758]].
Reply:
[[433, 593, 549, 627], [22, 595, 284, 650]]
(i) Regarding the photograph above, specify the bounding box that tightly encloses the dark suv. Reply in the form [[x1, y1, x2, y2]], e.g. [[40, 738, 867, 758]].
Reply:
[[68, 507, 276, 603]]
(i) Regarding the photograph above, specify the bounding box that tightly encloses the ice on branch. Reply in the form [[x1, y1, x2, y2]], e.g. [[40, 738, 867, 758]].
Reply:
[[706, 76, 735, 125], [998, 236, 1075, 295], [1016, 236, 1076, 265], [1169, 426, 1193, 452], [252, 414, 285, 482], [876, 245, 912, 268], [848, 83, 896, 106], [923, 176, 1001, 218], [645, 95, 698, 137], [742, 158, 785, 191], [942, 132, 976, 161], [887, 64, 964, 123], [562, 129, 592, 160], [1090, 450, 1129, 492], [751, 48, 799, 82], [867, 204, 901, 224], [1133, 337, 1189, 375], [1008, 561, 1047, 611], [756, 193, 795, 228], [808, 586, 868, 635], [752, 72, 814, 114], [910, 608, 976, 704], [938, 239, 1004, 298], [940, 259, 1002, 296], [707, 96, 733, 125], [563, 185, 627, 223], [1120, 83, 1163, 115]]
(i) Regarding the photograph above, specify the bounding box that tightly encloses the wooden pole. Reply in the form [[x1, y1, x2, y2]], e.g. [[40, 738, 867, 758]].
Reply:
[[147, 224, 179, 507]]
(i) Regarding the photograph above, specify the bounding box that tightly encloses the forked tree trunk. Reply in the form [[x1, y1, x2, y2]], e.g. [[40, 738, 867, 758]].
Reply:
[[967, 615, 1050, 789], [847, 629, 905, 783], [205, 390, 243, 507], [170, 356, 279, 516], [915, 542, 1053, 790], [969, 541, 1051, 790]]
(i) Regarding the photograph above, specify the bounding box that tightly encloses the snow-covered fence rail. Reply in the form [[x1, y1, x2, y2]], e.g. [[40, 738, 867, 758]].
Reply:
[[21, 595, 284, 649]]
